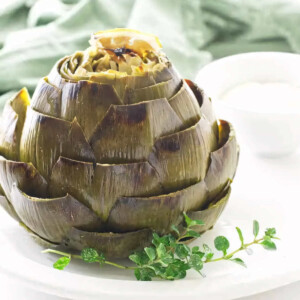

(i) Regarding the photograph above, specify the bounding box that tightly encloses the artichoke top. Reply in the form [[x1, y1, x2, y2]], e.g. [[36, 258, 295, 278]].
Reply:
[[91, 28, 162, 55], [0, 29, 239, 258], [60, 29, 168, 82]]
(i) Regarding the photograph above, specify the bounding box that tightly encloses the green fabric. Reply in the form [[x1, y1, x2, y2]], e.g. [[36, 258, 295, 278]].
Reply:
[[0, 0, 299, 102]]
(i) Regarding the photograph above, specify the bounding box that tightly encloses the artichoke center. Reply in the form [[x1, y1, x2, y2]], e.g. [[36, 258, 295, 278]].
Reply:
[[59, 28, 169, 82]]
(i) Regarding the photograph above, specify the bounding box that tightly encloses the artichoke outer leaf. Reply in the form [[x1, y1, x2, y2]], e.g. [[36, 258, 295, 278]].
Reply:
[[148, 117, 218, 192], [90, 98, 183, 163], [204, 120, 239, 200], [63, 227, 153, 259], [107, 180, 208, 234], [50, 156, 163, 221], [0, 180, 4, 195], [0, 195, 20, 221], [19, 221, 59, 249], [10, 185, 103, 243], [0, 88, 30, 161], [31, 78, 62, 118], [185, 80, 218, 138], [0, 105, 18, 160], [20, 108, 95, 179], [0, 156, 48, 200], [186, 187, 231, 234], [168, 80, 201, 127]]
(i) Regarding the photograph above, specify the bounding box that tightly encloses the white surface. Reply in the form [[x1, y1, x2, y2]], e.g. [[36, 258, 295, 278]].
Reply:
[[220, 82, 300, 113], [1, 278, 300, 300], [0, 148, 299, 300], [196, 52, 300, 157]]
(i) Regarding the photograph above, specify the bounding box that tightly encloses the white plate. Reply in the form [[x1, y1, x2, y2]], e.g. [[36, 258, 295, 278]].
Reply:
[[0, 149, 300, 300]]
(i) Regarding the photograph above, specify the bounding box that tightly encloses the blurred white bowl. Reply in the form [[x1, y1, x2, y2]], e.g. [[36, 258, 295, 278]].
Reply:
[[195, 52, 300, 157]]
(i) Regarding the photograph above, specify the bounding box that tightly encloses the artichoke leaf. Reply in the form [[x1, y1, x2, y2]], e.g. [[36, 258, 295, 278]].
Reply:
[[0, 156, 48, 200], [123, 78, 181, 104], [63, 228, 152, 258], [103, 73, 156, 100], [118, 73, 156, 89], [0, 195, 20, 221], [10, 185, 102, 243], [185, 80, 218, 138], [205, 121, 239, 200], [0, 182, 4, 195], [20, 108, 95, 179], [90, 98, 183, 163], [108, 64, 178, 100], [49, 57, 180, 103], [60, 80, 122, 139], [48, 59, 66, 87], [50, 58, 155, 102], [148, 117, 218, 192], [32, 78, 122, 140], [31, 78, 62, 118], [153, 64, 179, 83], [50, 156, 163, 221], [19, 221, 59, 249], [186, 187, 231, 234], [107, 180, 208, 234], [0, 88, 30, 160], [169, 81, 201, 127]]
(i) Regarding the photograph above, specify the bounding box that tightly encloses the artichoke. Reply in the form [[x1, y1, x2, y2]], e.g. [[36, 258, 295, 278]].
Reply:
[[0, 29, 239, 258]]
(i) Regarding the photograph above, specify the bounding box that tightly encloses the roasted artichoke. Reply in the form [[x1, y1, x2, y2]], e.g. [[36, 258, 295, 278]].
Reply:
[[0, 29, 239, 258]]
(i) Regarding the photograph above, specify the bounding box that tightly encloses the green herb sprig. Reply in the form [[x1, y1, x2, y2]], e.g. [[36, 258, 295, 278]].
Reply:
[[43, 217, 279, 281]]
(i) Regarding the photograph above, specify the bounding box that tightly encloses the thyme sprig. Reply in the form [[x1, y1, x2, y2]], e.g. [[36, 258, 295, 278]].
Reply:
[[43, 217, 279, 281]]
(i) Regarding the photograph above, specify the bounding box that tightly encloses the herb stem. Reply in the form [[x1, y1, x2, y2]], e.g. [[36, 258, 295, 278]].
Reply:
[[42, 249, 81, 259], [206, 238, 264, 263], [42, 249, 135, 270], [104, 261, 135, 270]]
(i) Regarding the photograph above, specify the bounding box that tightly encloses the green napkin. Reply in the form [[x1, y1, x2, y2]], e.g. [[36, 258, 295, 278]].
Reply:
[[0, 0, 299, 103]]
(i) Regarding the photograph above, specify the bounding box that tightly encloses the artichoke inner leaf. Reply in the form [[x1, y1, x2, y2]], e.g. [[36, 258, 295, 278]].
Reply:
[[123, 77, 181, 104]]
